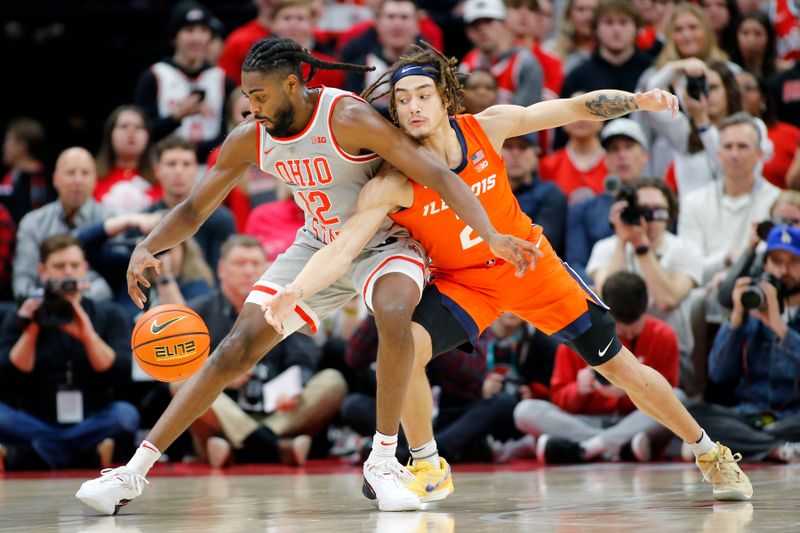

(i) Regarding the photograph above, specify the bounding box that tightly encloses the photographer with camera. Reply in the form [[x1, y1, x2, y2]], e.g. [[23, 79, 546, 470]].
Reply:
[[587, 177, 701, 386], [0, 235, 136, 470], [688, 225, 800, 463], [514, 272, 683, 464], [181, 236, 346, 467], [718, 191, 800, 310]]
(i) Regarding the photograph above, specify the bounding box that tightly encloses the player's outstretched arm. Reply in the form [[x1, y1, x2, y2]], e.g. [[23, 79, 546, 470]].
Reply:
[[127, 122, 255, 308], [478, 89, 679, 145], [261, 173, 408, 333], [331, 98, 539, 276]]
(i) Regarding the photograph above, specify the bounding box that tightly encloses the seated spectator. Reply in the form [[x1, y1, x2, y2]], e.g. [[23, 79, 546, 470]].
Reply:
[[146, 238, 214, 309], [679, 113, 781, 286], [732, 11, 792, 80], [505, 0, 565, 100], [218, 0, 274, 85], [566, 118, 650, 280], [94, 105, 161, 215], [588, 178, 702, 386], [643, 59, 744, 196], [502, 135, 567, 256], [268, 0, 346, 89], [545, 0, 598, 74], [458, 0, 543, 106], [184, 235, 347, 466], [770, 0, 800, 64], [736, 70, 800, 189], [245, 182, 304, 261], [554, 0, 652, 150], [560, 0, 652, 98], [768, 61, 800, 128], [1, 117, 53, 224], [539, 106, 607, 204], [149, 137, 236, 271], [514, 271, 682, 464], [689, 226, 800, 463], [134, 1, 235, 161], [702, 0, 739, 56], [636, 3, 731, 179], [13, 147, 112, 301], [0, 235, 136, 470], [718, 190, 800, 309], [462, 68, 498, 114], [341, 0, 422, 107]]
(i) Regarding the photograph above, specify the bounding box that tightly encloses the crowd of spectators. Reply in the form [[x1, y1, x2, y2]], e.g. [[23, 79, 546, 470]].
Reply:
[[1, 0, 800, 471]]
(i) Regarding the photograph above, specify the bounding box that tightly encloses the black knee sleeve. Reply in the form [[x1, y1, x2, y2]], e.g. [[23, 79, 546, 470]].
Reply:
[[567, 302, 623, 367]]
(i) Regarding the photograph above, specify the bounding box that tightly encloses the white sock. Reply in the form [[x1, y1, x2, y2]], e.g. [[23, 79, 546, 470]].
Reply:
[[126, 441, 161, 476], [410, 438, 440, 466], [688, 430, 716, 457], [369, 432, 398, 460], [580, 436, 607, 460]]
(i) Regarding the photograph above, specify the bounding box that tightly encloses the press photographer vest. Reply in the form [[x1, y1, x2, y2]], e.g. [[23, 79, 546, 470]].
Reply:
[[151, 61, 225, 143]]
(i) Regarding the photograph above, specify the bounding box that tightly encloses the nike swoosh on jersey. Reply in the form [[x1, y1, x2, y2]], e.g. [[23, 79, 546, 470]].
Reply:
[[598, 338, 614, 358], [150, 316, 187, 335], [264, 146, 275, 157]]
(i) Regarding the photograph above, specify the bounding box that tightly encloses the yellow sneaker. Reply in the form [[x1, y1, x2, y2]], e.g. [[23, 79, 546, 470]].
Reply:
[[406, 457, 454, 503], [696, 443, 753, 501]]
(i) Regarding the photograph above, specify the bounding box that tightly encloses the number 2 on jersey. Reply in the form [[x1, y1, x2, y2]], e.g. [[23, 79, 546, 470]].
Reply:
[[296, 190, 340, 225]]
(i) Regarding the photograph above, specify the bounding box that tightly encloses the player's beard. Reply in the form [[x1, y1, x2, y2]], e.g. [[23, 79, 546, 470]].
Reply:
[[264, 100, 296, 138]]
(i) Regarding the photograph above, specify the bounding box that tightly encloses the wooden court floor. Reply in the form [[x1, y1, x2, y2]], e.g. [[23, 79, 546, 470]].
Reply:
[[1, 462, 797, 532]]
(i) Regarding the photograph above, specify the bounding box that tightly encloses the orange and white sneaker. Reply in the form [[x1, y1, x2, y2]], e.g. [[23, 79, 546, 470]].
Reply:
[[696, 443, 753, 501], [407, 457, 454, 503]]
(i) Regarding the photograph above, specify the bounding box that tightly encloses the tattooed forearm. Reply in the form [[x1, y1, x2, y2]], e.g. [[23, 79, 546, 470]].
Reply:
[[584, 94, 638, 119]]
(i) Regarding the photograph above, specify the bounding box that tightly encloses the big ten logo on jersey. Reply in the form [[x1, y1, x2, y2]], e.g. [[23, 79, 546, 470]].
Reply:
[[274, 157, 334, 189], [421, 174, 497, 217]]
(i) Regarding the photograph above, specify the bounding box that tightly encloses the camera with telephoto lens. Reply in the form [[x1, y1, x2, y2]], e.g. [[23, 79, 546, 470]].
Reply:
[[33, 278, 79, 328], [686, 74, 709, 100], [740, 273, 785, 312], [617, 186, 669, 225]]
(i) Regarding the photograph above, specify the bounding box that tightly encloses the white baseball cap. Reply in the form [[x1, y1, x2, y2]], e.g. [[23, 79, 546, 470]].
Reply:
[[600, 118, 649, 150], [463, 0, 507, 24]]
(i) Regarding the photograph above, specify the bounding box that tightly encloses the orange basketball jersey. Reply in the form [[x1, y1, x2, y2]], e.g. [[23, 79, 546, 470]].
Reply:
[[390, 114, 533, 271]]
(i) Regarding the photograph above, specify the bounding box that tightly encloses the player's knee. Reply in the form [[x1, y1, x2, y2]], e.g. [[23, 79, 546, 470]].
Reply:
[[372, 298, 415, 334]]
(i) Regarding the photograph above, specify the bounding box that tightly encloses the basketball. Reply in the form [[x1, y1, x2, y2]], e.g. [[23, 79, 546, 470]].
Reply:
[[132, 304, 210, 382]]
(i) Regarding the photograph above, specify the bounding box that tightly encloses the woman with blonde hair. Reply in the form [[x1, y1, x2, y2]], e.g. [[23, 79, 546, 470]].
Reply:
[[545, 0, 597, 74], [149, 237, 215, 307], [652, 3, 728, 69]]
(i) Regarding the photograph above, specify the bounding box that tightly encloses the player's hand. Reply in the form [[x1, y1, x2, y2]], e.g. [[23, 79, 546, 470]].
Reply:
[[261, 284, 304, 334], [635, 89, 679, 118], [127, 244, 162, 309], [487, 232, 543, 277]]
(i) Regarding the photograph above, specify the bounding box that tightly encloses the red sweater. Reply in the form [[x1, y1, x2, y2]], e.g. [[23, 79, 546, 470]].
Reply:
[[764, 121, 800, 189], [539, 147, 607, 199], [550, 316, 679, 415]]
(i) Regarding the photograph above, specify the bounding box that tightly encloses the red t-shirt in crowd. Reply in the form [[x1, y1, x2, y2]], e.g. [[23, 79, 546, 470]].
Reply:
[[539, 147, 607, 201], [529, 43, 564, 99], [245, 197, 305, 261], [94, 167, 162, 213], [764, 121, 800, 188], [550, 316, 680, 415]]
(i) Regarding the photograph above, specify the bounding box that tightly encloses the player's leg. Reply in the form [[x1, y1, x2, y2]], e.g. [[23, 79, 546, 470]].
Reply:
[[76, 304, 285, 514], [352, 236, 428, 511]]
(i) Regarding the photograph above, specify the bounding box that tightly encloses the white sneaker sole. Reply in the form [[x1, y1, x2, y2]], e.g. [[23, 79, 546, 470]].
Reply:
[[713, 488, 752, 501], [75, 488, 118, 515], [362, 478, 422, 511]]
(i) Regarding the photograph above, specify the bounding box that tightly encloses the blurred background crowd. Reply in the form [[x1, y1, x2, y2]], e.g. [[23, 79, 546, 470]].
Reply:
[[1, 0, 800, 471]]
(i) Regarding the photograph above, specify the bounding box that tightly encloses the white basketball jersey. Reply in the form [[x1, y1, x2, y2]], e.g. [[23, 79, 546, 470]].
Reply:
[[151, 61, 225, 143], [257, 87, 399, 248]]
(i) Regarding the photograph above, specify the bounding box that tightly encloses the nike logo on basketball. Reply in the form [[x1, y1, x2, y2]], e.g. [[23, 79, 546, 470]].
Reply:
[[598, 338, 614, 358], [150, 316, 186, 334]]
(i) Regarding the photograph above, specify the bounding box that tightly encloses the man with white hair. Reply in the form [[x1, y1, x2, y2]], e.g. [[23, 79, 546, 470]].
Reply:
[[13, 147, 111, 301]]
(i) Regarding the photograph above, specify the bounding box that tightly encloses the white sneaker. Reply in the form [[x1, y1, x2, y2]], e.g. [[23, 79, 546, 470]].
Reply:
[[362, 457, 423, 511], [75, 467, 150, 515], [631, 432, 651, 462], [772, 442, 800, 463]]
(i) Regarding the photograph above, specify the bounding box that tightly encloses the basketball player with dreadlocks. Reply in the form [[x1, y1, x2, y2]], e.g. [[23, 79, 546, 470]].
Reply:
[[75, 38, 540, 514], [263, 44, 754, 505]]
